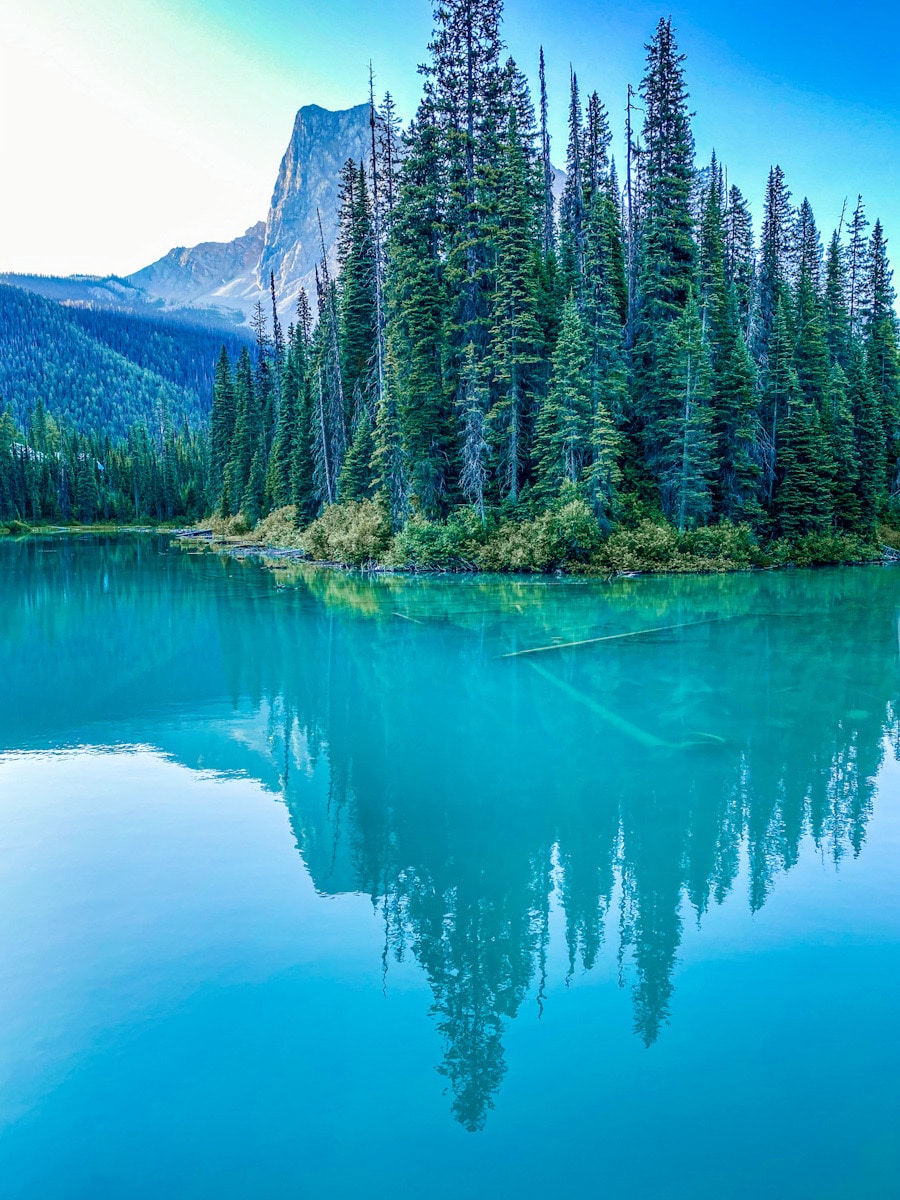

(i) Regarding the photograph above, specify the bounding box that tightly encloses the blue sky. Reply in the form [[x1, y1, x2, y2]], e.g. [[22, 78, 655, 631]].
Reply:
[[1, 0, 898, 276]]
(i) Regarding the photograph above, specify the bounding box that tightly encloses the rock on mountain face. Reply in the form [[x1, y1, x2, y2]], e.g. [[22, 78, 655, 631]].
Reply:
[[124, 103, 372, 325], [259, 103, 373, 317], [128, 222, 266, 319]]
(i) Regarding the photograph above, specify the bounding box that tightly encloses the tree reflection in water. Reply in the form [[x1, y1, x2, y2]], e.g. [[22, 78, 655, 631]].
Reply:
[[2, 536, 896, 1131]]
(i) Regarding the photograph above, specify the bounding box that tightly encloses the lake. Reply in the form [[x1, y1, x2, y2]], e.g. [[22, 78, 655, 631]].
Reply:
[[1, 535, 898, 1198]]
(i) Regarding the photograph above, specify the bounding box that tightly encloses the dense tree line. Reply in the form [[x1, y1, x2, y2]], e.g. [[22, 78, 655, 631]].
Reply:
[[66, 306, 251, 412], [0, 284, 245, 440], [0, 398, 208, 524], [212, 2, 900, 554]]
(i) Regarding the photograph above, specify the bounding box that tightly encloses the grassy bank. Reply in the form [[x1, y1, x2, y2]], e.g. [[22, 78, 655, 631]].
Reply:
[[198, 498, 892, 575]]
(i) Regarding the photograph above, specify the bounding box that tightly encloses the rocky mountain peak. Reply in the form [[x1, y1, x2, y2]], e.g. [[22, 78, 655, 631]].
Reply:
[[258, 103, 372, 316]]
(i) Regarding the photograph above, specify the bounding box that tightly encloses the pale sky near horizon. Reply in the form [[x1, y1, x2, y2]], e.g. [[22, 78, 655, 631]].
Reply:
[[2, 0, 899, 279]]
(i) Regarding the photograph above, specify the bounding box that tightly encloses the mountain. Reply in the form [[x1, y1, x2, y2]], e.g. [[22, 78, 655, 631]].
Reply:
[[0, 283, 250, 438], [257, 103, 373, 315], [126, 103, 373, 323], [127, 222, 267, 322], [0, 273, 150, 311], [6, 102, 565, 328]]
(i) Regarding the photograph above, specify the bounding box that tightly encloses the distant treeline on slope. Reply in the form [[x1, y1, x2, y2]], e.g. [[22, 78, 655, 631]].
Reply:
[[0, 283, 250, 439], [0, 395, 208, 526]]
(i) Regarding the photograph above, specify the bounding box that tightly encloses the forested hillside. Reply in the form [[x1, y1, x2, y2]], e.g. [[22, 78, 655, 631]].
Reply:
[[0, 286, 231, 526], [65, 306, 251, 408], [0, 284, 202, 439]]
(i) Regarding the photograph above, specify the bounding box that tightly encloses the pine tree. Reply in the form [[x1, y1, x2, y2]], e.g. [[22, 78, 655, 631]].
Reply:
[[823, 364, 860, 530], [865, 219, 900, 492], [241, 446, 266, 525], [846, 195, 869, 337], [534, 299, 592, 501], [714, 288, 760, 522], [758, 300, 794, 509], [848, 341, 886, 533], [538, 47, 555, 259], [634, 18, 697, 487], [382, 102, 445, 518], [823, 231, 851, 369], [423, 0, 505, 508], [776, 388, 833, 539], [585, 396, 621, 531], [224, 346, 258, 516], [723, 183, 754, 335], [338, 158, 377, 419], [559, 70, 586, 299], [792, 202, 831, 419], [338, 408, 375, 500], [752, 165, 793, 370], [266, 339, 300, 511], [487, 102, 545, 503], [654, 294, 716, 531], [290, 294, 318, 521], [210, 346, 235, 505]]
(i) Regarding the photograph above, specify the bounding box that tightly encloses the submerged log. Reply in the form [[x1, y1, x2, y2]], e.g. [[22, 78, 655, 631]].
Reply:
[[500, 616, 723, 659]]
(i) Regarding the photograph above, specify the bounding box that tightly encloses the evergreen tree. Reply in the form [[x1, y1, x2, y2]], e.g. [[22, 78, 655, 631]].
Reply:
[[210, 346, 235, 505], [559, 70, 586, 298], [382, 102, 446, 518], [224, 346, 258, 516], [654, 294, 716, 531], [634, 17, 697, 491], [823, 231, 851, 369], [846, 195, 869, 337], [776, 388, 833, 539], [290, 293, 319, 521], [848, 342, 886, 533], [241, 446, 267, 525], [423, 0, 505, 509], [538, 47, 555, 260], [534, 299, 592, 501], [752, 165, 793, 370], [338, 158, 377, 420], [488, 102, 545, 503], [865, 219, 900, 490], [823, 364, 860, 530], [266, 338, 301, 510], [723, 183, 754, 335], [338, 408, 375, 500]]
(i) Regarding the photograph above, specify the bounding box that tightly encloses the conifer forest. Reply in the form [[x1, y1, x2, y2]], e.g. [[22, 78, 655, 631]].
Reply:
[[4, 1, 900, 571]]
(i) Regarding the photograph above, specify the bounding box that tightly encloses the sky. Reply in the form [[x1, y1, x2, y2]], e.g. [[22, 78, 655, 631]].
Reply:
[[2, 0, 900, 278]]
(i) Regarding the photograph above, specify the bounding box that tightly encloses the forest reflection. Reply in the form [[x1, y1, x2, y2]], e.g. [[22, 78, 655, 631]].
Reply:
[[3, 536, 899, 1131]]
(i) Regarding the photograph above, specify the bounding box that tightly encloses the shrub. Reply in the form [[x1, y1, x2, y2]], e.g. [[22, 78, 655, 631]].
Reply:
[[209, 513, 252, 538], [389, 509, 484, 570], [0, 519, 30, 536], [477, 497, 602, 573], [771, 532, 877, 567], [596, 519, 681, 572], [253, 505, 304, 549], [681, 521, 762, 569], [302, 500, 392, 566]]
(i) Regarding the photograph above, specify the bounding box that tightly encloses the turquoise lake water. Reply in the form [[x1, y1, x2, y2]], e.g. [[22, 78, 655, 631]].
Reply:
[[0, 535, 898, 1198]]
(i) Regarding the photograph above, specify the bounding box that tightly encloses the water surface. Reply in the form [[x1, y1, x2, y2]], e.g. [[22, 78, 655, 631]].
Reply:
[[1, 536, 898, 1197]]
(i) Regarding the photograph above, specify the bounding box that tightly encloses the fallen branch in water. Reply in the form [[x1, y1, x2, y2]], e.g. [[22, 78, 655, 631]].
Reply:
[[499, 616, 724, 659]]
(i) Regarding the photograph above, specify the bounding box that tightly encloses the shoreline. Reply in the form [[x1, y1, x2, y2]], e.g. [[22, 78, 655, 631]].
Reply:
[[5, 522, 897, 577], [172, 527, 895, 578]]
